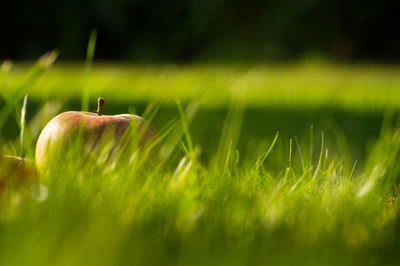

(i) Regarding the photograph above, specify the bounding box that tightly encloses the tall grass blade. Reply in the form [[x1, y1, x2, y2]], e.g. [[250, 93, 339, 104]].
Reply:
[[177, 99, 194, 155], [19, 94, 28, 157], [82, 28, 98, 112], [312, 131, 324, 179], [253, 132, 279, 174]]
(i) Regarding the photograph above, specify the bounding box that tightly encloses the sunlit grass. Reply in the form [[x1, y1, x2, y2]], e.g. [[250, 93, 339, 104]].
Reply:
[[1, 59, 400, 265], [3, 61, 400, 111]]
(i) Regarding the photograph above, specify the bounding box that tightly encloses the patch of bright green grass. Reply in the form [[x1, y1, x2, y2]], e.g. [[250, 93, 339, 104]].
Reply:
[[3, 61, 400, 111]]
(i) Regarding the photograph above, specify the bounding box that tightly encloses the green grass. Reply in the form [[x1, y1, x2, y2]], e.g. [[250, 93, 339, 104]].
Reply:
[[1, 59, 400, 266], [3, 61, 400, 110]]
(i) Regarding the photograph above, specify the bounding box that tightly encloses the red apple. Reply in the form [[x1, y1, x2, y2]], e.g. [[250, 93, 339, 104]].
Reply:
[[35, 98, 158, 174], [0, 155, 38, 196]]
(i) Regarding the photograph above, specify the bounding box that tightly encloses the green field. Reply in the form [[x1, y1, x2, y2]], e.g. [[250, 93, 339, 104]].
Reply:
[[1, 59, 400, 266]]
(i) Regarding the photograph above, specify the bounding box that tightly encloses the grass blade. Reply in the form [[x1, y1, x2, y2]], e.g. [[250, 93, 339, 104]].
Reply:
[[82, 29, 98, 112], [19, 94, 28, 157]]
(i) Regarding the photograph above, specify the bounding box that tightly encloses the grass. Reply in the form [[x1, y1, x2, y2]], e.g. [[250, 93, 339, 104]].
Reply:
[[1, 58, 400, 266], [3, 61, 400, 110]]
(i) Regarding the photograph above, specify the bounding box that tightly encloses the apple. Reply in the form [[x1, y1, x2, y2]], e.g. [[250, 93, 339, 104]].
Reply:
[[35, 97, 158, 174], [0, 155, 38, 196]]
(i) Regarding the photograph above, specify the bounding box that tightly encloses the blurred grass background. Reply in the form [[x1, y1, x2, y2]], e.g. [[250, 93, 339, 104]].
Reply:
[[2, 61, 399, 166]]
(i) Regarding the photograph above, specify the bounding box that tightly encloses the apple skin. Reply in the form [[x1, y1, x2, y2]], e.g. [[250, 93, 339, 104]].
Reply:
[[0, 155, 38, 196], [35, 111, 158, 174]]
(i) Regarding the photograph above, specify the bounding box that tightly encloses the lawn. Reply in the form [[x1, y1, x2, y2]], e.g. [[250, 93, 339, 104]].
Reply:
[[1, 58, 400, 266]]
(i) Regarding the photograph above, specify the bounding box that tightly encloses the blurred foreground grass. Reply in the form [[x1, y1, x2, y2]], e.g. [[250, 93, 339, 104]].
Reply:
[[1, 61, 400, 266]]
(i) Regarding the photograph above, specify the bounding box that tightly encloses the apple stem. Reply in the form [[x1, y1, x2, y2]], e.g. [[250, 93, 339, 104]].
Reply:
[[97, 97, 105, 116]]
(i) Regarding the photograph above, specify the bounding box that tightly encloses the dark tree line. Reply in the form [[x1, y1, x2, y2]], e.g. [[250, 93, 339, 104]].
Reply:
[[1, 0, 399, 62]]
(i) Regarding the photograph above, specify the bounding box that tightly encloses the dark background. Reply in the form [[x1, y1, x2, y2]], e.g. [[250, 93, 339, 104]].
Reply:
[[1, 0, 399, 62]]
